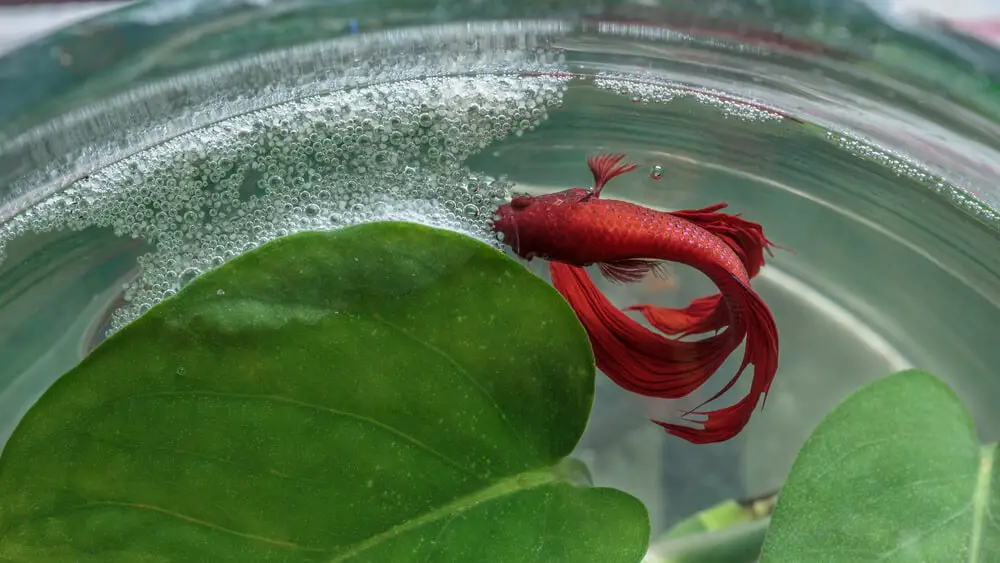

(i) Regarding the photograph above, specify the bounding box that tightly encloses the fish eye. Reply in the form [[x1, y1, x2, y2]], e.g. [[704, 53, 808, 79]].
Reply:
[[511, 195, 534, 209]]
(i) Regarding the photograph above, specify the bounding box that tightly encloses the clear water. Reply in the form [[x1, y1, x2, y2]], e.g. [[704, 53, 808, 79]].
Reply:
[[3, 12, 1000, 552]]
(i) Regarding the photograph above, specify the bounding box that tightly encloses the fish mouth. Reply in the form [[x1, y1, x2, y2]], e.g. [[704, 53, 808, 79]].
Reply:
[[490, 207, 520, 253], [497, 222, 520, 254]]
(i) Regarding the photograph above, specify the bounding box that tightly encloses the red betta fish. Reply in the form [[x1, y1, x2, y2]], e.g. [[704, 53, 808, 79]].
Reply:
[[491, 154, 781, 444]]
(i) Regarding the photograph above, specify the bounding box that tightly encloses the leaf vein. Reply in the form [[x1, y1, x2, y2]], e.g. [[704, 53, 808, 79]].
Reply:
[[88, 435, 328, 486], [968, 444, 996, 562], [327, 470, 558, 563], [74, 500, 325, 552], [113, 390, 477, 477], [369, 313, 521, 442], [803, 434, 924, 485], [875, 503, 969, 561]]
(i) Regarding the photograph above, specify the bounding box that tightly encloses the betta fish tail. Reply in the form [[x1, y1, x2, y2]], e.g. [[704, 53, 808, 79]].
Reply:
[[625, 294, 727, 337], [669, 203, 786, 278], [618, 206, 783, 339], [592, 257, 729, 337], [549, 262, 742, 400], [654, 272, 779, 444]]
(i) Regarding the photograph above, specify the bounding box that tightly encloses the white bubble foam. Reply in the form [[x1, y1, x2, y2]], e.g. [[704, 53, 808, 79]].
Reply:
[[0, 73, 570, 333], [594, 73, 786, 122], [826, 129, 1000, 224]]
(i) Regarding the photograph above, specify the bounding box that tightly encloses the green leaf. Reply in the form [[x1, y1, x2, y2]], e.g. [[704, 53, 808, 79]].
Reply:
[[648, 498, 769, 563], [661, 500, 755, 541], [0, 221, 649, 562], [759, 369, 999, 562]]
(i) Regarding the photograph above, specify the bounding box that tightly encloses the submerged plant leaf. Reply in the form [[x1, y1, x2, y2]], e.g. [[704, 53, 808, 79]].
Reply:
[[0, 221, 649, 562], [648, 498, 769, 563], [760, 369, 999, 562]]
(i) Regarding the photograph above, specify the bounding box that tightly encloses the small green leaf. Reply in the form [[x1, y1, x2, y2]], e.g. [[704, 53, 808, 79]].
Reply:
[[760, 369, 999, 562], [0, 221, 649, 562], [661, 500, 754, 541], [649, 498, 770, 563]]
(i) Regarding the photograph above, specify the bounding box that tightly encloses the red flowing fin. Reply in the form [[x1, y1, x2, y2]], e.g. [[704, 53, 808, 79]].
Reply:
[[654, 272, 779, 444], [626, 294, 728, 337], [597, 259, 672, 284], [549, 262, 740, 400], [587, 153, 639, 198], [669, 203, 789, 279]]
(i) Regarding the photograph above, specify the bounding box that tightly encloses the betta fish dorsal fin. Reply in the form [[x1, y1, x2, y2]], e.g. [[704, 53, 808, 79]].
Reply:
[[597, 259, 672, 284], [587, 153, 639, 197]]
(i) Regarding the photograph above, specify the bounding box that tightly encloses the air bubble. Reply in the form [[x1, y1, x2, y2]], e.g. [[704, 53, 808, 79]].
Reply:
[[178, 267, 201, 286], [650, 165, 663, 180], [596, 73, 783, 122]]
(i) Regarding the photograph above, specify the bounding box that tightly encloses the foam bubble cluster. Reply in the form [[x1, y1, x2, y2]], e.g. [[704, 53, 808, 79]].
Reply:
[[595, 74, 785, 122], [0, 74, 568, 332], [828, 130, 1000, 224]]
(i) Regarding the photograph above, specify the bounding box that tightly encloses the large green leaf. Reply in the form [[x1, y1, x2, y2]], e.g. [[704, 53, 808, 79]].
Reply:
[[0, 221, 649, 562], [759, 369, 998, 562]]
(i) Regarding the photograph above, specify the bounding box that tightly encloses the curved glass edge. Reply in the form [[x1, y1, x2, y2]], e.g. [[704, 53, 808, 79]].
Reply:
[[2, 0, 999, 127], [2, 0, 1000, 230]]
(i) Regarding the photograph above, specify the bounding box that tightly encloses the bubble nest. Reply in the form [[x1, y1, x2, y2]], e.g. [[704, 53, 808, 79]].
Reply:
[[0, 74, 569, 333]]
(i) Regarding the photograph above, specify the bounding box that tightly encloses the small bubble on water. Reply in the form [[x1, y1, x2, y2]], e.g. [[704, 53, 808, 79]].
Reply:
[[650, 165, 664, 180], [177, 366, 186, 376], [178, 267, 201, 286], [217, 289, 226, 295]]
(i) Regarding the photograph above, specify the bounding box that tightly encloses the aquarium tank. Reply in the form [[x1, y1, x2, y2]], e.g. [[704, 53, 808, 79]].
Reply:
[[2, 0, 1000, 561]]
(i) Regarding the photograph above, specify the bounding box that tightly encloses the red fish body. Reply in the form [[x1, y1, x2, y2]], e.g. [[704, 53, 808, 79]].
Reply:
[[495, 189, 751, 281], [492, 154, 781, 444]]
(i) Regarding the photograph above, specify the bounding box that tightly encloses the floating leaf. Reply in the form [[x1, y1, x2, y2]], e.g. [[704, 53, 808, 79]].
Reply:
[[0, 221, 649, 562], [760, 369, 998, 562]]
